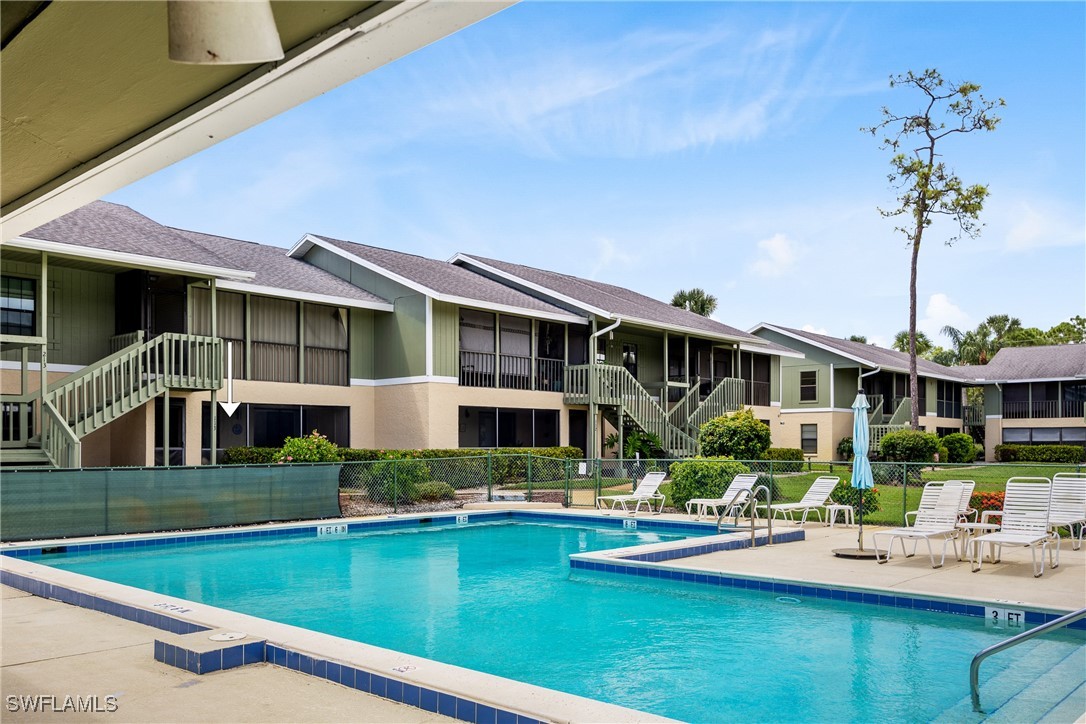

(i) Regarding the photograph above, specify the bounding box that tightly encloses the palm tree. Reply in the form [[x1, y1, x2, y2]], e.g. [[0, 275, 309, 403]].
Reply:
[[942, 322, 996, 365], [671, 288, 718, 317], [848, 335, 868, 343], [892, 330, 932, 356]]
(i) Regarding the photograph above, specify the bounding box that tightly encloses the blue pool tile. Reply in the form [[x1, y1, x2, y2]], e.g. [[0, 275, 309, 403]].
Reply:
[[270, 646, 287, 668], [286, 650, 300, 671], [438, 692, 458, 719], [966, 605, 985, 618], [861, 593, 878, 605], [516, 716, 541, 724], [402, 684, 420, 708], [187, 649, 200, 673], [476, 704, 498, 724], [949, 603, 968, 616], [496, 709, 517, 724], [222, 645, 243, 670], [878, 595, 895, 607], [816, 587, 831, 599], [154, 640, 165, 662], [352, 669, 371, 692], [845, 591, 861, 603], [298, 654, 314, 676], [339, 665, 355, 688], [311, 658, 326, 678], [929, 600, 949, 613], [831, 589, 846, 601], [200, 650, 222, 674], [386, 678, 403, 702], [455, 697, 476, 722], [895, 597, 913, 608], [420, 689, 439, 713], [370, 674, 387, 697], [325, 661, 341, 682]]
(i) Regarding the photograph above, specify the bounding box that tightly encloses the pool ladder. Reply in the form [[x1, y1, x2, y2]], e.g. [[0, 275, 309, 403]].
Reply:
[[970, 606, 1086, 713], [716, 484, 772, 549]]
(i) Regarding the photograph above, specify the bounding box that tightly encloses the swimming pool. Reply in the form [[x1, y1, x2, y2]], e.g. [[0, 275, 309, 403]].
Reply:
[[22, 514, 1084, 723]]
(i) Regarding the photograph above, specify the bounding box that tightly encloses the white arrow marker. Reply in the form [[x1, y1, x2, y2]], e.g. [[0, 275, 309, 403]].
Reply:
[[218, 341, 241, 417]]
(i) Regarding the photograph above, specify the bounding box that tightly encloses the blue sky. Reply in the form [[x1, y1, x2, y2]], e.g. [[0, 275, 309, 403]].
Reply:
[[109, 1, 1086, 348]]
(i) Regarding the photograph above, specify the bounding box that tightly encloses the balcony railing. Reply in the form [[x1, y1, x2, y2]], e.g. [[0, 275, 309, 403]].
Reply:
[[459, 351, 565, 392], [742, 380, 770, 407], [963, 405, 985, 426], [460, 351, 495, 388], [500, 354, 532, 390], [1003, 399, 1085, 419], [535, 358, 564, 392]]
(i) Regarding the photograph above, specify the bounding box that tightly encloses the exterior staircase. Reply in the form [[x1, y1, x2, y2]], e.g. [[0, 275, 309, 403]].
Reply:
[[1, 333, 222, 468], [870, 396, 910, 452], [565, 364, 746, 458]]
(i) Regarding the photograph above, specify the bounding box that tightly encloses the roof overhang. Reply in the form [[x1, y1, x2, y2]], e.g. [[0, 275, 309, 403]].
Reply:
[[211, 280, 394, 313], [7, 235, 255, 281], [1, 1, 513, 242], [739, 341, 804, 359], [291, 235, 588, 324]]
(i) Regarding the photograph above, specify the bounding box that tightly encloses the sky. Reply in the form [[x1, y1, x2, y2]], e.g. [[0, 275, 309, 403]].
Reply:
[[107, 1, 1086, 349]]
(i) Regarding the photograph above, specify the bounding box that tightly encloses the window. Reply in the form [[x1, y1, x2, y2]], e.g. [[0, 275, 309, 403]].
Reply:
[[458, 406, 560, 448], [251, 297, 299, 382], [459, 309, 495, 387], [799, 371, 817, 402], [1, 276, 35, 336], [800, 424, 818, 454], [201, 402, 349, 462]]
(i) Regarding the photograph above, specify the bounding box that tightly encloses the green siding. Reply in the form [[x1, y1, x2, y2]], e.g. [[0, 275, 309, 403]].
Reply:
[[925, 378, 938, 415], [601, 329, 665, 387], [432, 301, 458, 377], [983, 384, 1001, 416], [780, 361, 830, 408], [834, 366, 860, 408], [0, 259, 114, 365], [349, 309, 374, 379], [770, 355, 780, 401]]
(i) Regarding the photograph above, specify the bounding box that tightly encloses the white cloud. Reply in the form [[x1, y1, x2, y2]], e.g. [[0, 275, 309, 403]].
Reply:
[[801, 323, 828, 335], [869, 335, 890, 349], [748, 233, 800, 278], [588, 237, 636, 279], [1002, 200, 1085, 252], [918, 293, 971, 342]]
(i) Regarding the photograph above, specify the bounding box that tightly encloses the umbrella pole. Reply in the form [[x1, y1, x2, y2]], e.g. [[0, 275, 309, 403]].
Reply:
[[857, 489, 864, 551]]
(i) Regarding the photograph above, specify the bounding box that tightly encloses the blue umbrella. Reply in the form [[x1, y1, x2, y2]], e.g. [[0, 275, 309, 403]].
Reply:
[[851, 390, 874, 551]]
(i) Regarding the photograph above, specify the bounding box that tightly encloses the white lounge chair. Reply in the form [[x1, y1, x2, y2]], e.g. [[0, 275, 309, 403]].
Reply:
[[970, 477, 1059, 578], [596, 471, 666, 516], [873, 481, 963, 568], [685, 473, 759, 521], [756, 476, 840, 526], [905, 480, 976, 525], [1050, 472, 1086, 551]]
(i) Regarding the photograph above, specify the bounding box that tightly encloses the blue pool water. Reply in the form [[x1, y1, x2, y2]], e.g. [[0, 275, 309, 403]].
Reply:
[[42, 521, 1084, 722]]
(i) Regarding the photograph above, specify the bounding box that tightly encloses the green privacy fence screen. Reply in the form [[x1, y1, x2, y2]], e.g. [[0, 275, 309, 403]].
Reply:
[[0, 464, 340, 542]]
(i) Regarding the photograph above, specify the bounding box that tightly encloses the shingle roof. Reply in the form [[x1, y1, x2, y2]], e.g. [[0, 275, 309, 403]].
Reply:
[[307, 236, 582, 319], [23, 201, 244, 273], [755, 324, 971, 380], [957, 345, 1086, 381], [455, 254, 765, 344], [170, 228, 389, 307]]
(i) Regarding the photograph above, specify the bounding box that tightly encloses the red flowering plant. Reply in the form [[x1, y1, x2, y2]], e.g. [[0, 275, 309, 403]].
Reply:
[[969, 490, 1005, 514], [275, 430, 340, 463]]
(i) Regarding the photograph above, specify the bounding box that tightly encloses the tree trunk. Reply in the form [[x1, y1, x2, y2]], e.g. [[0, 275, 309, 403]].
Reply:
[[909, 237, 920, 429]]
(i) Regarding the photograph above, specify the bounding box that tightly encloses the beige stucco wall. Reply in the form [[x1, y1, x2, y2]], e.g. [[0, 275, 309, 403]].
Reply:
[[777, 410, 854, 461], [917, 415, 965, 434], [982, 416, 1084, 461]]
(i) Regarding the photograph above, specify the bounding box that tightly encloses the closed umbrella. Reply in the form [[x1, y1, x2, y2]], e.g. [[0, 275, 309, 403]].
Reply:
[[833, 389, 877, 559]]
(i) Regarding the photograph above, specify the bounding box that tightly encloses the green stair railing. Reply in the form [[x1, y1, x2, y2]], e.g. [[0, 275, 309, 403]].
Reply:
[[41, 333, 222, 467], [666, 377, 701, 435], [866, 394, 884, 424], [686, 377, 746, 433], [888, 397, 912, 426]]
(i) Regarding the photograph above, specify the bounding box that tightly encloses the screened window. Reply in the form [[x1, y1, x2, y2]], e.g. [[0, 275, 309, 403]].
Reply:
[[457, 406, 560, 448], [800, 424, 818, 454], [191, 287, 245, 379], [304, 304, 348, 386], [1, 276, 35, 336], [201, 402, 349, 463], [499, 315, 531, 389], [459, 309, 495, 388], [251, 297, 299, 382], [799, 371, 817, 402]]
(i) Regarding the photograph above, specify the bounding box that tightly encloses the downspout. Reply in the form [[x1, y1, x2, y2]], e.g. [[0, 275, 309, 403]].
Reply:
[[588, 317, 622, 458]]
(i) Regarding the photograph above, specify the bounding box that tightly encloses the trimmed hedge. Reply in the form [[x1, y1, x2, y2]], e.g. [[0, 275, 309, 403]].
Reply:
[[221, 447, 279, 464], [667, 458, 751, 511], [223, 446, 582, 464], [764, 447, 804, 473], [994, 444, 1085, 464], [939, 433, 975, 464], [879, 429, 940, 462], [699, 409, 771, 460]]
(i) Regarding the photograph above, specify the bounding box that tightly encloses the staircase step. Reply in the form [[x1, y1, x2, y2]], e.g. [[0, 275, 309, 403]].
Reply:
[[0, 448, 52, 466]]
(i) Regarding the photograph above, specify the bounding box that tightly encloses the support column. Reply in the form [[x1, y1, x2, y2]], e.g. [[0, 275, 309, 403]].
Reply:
[[209, 279, 218, 465], [588, 318, 598, 458], [38, 253, 48, 431], [663, 332, 669, 406], [162, 388, 170, 467], [299, 301, 306, 384]]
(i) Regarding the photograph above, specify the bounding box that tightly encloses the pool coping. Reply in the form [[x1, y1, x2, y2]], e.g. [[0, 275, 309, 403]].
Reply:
[[2, 510, 1083, 724]]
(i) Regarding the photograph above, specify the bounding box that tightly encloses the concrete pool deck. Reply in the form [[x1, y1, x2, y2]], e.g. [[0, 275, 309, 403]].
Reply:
[[2, 509, 1083, 723]]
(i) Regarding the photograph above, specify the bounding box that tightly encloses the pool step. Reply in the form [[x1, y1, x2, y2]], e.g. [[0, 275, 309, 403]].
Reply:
[[936, 638, 1086, 722], [154, 628, 266, 675]]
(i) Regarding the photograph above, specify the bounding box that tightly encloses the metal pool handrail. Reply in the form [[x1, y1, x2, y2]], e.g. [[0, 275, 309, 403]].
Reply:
[[718, 484, 772, 548], [970, 606, 1086, 712]]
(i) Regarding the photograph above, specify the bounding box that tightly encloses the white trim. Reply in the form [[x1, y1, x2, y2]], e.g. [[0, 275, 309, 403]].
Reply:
[[0, 360, 84, 373], [986, 415, 1003, 420], [6, 236, 254, 281], [780, 407, 854, 414], [425, 297, 434, 377], [829, 362, 835, 409], [2, 1, 512, 241], [972, 376, 1086, 384], [214, 280, 393, 312], [770, 401, 782, 407], [450, 254, 612, 318], [291, 235, 587, 324], [738, 341, 803, 358], [350, 375, 459, 387]]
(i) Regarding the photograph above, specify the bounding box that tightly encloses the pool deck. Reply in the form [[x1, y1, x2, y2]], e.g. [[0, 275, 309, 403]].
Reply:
[[2, 510, 1084, 723]]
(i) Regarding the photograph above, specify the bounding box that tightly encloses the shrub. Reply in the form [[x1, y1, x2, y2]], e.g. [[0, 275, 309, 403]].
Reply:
[[970, 490, 1004, 515], [879, 429, 940, 462], [276, 430, 340, 463], [837, 437, 853, 461], [416, 481, 457, 502], [764, 448, 804, 473], [371, 459, 430, 504], [994, 444, 1085, 464], [935, 445, 950, 464], [940, 433, 975, 464], [699, 408, 771, 461], [221, 447, 279, 464], [829, 481, 881, 522], [667, 458, 751, 511]]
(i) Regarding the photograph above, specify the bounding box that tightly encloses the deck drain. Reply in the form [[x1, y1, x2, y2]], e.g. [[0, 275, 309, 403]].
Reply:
[[775, 596, 802, 604], [208, 632, 247, 642]]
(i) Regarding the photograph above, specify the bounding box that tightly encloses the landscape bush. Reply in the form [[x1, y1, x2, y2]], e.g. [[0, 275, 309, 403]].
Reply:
[[879, 429, 940, 462], [276, 430, 340, 463], [836, 436, 853, 460], [415, 481, 457, 502], [667, 457, 751, 511], [993, 444, 1085, 464], [829, 481, 881, 522], [764, 447, 804, 473], [221, 447, 279, 464], [698, 409, 771, 461], [939, 433, 976, 464]]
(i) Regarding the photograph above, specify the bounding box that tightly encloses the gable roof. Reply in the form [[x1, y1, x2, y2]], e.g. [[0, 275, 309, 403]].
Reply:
[[169, 228, 392, 311], [451, 253, 770, 346], [751, 323, 971, 381], [13, 201, 253, 280], [291, 235, 587, 323], [958, 345, 1086, 382]]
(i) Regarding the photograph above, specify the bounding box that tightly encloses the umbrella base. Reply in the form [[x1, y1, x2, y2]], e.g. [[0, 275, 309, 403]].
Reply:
[[832, 547, 880, 560]]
